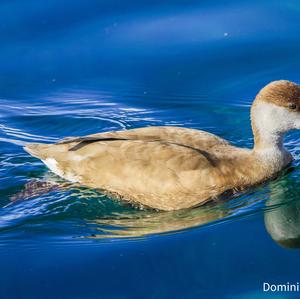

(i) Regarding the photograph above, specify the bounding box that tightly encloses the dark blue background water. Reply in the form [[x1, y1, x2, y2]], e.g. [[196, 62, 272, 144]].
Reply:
[[1, 0, 300, 298]]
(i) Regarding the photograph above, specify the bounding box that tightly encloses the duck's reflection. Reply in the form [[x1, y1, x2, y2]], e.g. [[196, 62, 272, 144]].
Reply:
[[264, 178, 300, 249], [90, 204, 228, 238], [10, 178, 230, 237], [89, 177, 300, 244], [10, 173, 300, 247]]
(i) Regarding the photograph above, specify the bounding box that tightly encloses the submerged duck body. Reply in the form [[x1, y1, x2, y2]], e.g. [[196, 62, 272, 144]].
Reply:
[[24, 80, 300, 210]]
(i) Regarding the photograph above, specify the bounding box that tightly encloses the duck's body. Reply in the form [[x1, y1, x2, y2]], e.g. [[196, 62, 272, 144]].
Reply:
[[25, 126, 263, 210], [24, 80, 300, 210]]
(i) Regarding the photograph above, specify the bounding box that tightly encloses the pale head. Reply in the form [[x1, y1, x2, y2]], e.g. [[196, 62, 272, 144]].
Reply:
[[251, 80, 300, 150]]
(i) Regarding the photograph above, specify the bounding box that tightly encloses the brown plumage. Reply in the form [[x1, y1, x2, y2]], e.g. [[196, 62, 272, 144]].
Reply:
[[24, 80, 300, 211]]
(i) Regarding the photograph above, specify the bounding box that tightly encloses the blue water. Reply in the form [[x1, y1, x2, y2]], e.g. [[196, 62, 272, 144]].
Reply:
[[1, 0, 300, 298]]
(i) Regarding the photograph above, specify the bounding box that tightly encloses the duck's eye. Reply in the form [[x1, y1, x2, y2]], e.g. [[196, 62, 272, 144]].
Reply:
[[288, 103, 297, 110]]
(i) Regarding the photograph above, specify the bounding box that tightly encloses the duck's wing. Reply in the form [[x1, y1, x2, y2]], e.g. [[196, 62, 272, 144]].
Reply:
[[24, 127, 233, 210]]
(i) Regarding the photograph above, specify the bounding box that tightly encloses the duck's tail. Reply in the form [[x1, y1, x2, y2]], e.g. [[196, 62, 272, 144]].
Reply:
[[24, 143, 51, 160]]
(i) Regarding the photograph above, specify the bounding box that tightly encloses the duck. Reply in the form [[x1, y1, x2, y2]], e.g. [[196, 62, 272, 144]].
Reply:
[[24, 80, 300, 211]]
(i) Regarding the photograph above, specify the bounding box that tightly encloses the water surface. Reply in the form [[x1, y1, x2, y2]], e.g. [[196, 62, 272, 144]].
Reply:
[[1, 0, 300, 298]]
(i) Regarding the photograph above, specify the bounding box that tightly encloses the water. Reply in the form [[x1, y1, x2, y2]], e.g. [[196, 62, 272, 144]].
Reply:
[[1, 0, 300, 298]]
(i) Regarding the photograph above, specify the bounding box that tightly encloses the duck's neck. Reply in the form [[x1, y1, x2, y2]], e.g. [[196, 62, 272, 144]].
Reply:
[[251, 104, 292, 169], [252, 124, 285, 152]]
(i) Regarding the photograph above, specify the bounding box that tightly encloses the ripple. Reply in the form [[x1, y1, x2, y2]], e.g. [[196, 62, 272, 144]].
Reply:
[[0, 123, 58, 143]]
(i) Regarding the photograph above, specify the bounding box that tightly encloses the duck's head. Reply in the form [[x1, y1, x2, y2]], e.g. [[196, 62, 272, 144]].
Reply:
[[251, 80, 300, 149]]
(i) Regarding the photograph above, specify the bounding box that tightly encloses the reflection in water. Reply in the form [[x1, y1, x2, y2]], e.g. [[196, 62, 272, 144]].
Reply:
[[10, 180, 62, 203], [90, 170, 300, 241], [7, 176, 229, 237], [265, 177, 300, 249], [5, 174, 262, 239], [5, 150, 300, 247], [89, 204, 227, 238], [7, 166, 300, 243]]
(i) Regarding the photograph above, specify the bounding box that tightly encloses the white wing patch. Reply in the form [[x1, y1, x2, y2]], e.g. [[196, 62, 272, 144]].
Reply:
[[42, 158, 64, 177], [42, 158, 80, 183]]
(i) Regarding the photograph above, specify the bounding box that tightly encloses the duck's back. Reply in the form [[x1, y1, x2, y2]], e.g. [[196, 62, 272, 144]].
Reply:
[[83, 126, 231, 153], [25, 126, 239, 210]]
